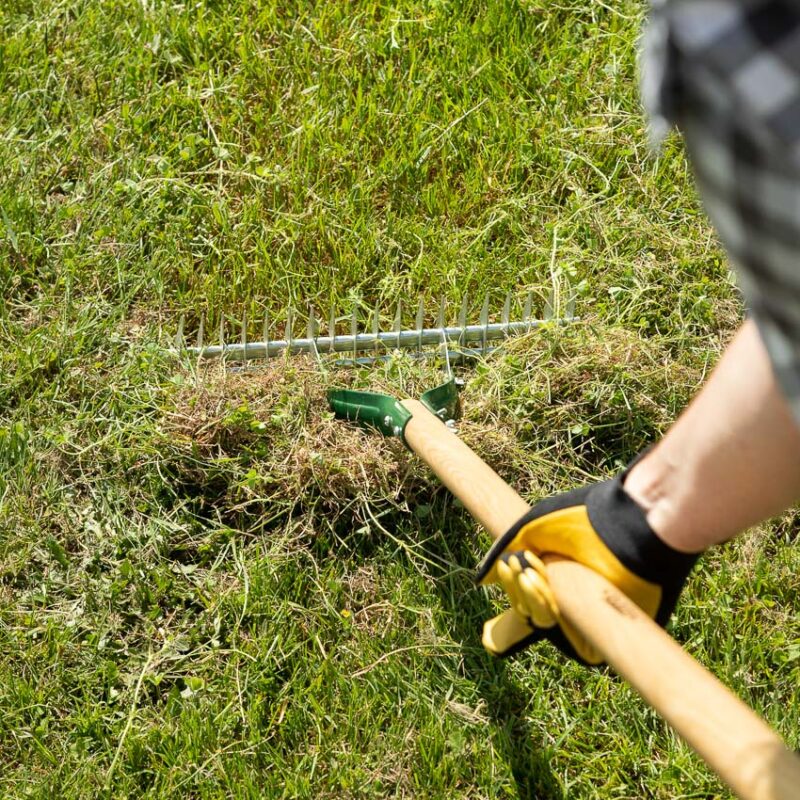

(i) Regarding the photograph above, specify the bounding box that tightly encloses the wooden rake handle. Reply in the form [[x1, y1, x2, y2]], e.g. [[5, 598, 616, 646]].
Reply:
[[400, 400, 800, 800]]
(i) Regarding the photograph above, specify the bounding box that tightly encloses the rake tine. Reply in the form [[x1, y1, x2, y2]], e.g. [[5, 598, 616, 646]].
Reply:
[[175, 314, 185, 352], [241, 308, 248, 364], [544, 290, 554, 321], [480, 293, 489, 353], [394, 300, 402, 350], [523, 291, 533, 329], [437, 296, 446, 330], [416, 297, 424, 353], [307, 305, 318, 340], [263, 310, 270, 362], [308, 305, 323, 367], [501, 292, 511, 335], [458, 294, 468, 347], [196, 314, 205, 351], [219, 315, 227, 366], [351, 305, 358, 362], [436, 295, 451, 372], [372, 301, 380, 355], [284, 306, 294, 355]]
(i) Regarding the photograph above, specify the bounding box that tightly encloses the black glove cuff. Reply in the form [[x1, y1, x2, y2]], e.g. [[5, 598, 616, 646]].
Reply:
[[587, 472, 698, 625], [587, 474, 698, 584]]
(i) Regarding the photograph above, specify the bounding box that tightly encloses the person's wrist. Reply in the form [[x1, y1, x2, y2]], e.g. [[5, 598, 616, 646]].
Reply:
[[622, 450, 661, 513], [623, 452, 705, 555]]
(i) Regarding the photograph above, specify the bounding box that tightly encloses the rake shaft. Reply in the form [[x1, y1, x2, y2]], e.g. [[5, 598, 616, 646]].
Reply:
[[400, 400, 800, 800]]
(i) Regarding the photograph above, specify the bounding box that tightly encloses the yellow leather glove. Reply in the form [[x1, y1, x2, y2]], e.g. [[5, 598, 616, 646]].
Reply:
[[475, 469, 699, 664]]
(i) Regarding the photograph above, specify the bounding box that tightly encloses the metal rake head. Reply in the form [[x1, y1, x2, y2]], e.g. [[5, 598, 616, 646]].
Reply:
[[173, 290, 577, 366]]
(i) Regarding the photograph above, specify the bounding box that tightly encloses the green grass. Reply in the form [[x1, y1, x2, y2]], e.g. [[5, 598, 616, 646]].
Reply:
[[1, 1, 798, 797]]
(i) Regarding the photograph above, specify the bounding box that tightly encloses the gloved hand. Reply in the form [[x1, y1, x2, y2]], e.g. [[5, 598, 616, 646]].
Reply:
[[475, 465, 700, 664]]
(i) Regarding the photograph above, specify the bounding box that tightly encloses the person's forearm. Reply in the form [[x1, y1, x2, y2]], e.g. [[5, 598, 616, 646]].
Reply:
[[624, 319, 800, 553]]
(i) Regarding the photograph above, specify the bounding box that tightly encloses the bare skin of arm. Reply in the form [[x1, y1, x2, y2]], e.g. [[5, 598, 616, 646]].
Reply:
[[624, 318, 800, 553]]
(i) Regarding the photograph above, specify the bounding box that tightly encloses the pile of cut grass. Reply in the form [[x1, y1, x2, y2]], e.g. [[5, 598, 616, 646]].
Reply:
[[2, 1, 798, 798]]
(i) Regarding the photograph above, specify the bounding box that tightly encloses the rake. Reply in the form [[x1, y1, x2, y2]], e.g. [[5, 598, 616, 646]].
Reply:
[[173, 292, 800, 799]]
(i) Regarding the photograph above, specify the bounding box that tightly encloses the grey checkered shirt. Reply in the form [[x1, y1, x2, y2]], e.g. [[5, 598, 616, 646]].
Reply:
[[642, 0, 800, 420]]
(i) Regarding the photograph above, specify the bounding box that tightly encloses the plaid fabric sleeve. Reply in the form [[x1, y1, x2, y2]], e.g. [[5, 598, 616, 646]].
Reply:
[[642, 0, 800, 423]]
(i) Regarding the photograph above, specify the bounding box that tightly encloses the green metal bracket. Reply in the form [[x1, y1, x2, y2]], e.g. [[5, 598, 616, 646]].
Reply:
[[327, 388, 413, 438], [327, 378, 460, 441], [420, 379, 460, 422]]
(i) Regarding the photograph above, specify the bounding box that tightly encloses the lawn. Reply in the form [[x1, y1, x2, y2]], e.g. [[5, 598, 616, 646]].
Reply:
[[1, 1, 798, 798]]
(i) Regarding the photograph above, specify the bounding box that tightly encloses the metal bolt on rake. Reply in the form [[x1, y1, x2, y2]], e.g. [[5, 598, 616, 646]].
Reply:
[[173, 290, 577, 364]]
